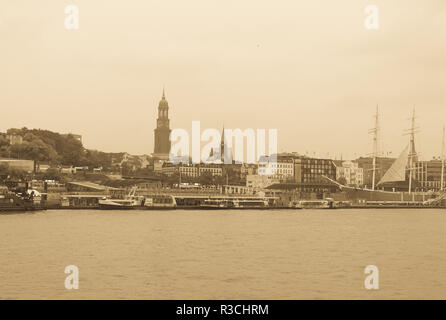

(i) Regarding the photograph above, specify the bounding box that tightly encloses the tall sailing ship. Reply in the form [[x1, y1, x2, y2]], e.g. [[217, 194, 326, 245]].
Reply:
[[336, 108, 445, 206]]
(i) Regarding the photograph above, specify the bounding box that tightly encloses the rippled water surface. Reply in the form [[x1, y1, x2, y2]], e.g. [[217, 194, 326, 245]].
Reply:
[[1, 209, 445, 299]]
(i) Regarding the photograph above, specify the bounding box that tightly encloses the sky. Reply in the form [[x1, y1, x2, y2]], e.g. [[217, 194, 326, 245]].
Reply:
[[1, 0, 445, 160]]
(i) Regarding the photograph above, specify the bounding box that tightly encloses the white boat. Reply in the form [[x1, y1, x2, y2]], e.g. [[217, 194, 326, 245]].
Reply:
[[200, 198, 271, 209], [141, 194, 177, 209], [98, 187, 143, 210], [98, 197, 143, 209], [290, 199, 332, 209]]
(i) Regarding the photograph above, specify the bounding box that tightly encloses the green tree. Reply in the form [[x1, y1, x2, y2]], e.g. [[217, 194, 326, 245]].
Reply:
[[199, 171, 214, 186]]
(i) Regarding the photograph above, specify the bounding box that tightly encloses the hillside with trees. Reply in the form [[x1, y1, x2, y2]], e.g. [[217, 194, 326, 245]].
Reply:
[[0, 128, 120, 169]]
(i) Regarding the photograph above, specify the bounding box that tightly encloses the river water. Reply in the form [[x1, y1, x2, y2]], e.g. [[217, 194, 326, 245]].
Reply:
[[0, 209, 445, 299]]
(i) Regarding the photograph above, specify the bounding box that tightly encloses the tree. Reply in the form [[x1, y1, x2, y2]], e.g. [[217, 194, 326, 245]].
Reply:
[[42, 168, 63, 181], [0, 135, 9, 148], [199, 171, 214, 186], [337, 176, 347, 186], [0, 163, 9, 181]]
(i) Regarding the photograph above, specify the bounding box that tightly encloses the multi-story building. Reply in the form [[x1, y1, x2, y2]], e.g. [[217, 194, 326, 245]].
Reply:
[[179, 164, 199, 178], [259, 155, 338, 200], [258, 156, 294, 181], [161, 162, 178, 176], [294, 157, 336, 184], [199, 164, 223, 176], [256, 154, 337, 197], [415, 159, 445, 190], [335, 161, 364, 187], [178, 164, 223, 178], [240, 163, 257, 179]]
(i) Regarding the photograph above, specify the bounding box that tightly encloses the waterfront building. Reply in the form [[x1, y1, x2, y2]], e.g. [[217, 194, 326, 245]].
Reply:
[[256, 154, 337, 198], [153, 89, 171, 160], [293, 157, 336, 184], [36, 164, 50, 172], [153, 160, 164, 173], [179, 164, 199, 178], [221, 185, 255, 195], [66, 181, 115, 193], [240, 163, 258, 180], [255, 154, 337, 198], [415, 159, 444, 191], [258, 155, 294, 181], [161, 162, 178, 176], [335, 161, 364, 187], [199, 164, 223, 177], [292, 157, 338, 197], [246, 174, 280, 189], [60, 166, 76, 174], [0, 158, 34, 172]]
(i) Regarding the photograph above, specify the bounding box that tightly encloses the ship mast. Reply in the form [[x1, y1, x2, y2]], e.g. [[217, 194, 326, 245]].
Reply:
[[369, 105, 380, 190], [406, 107, 418, 194], [441, 125, 445, 191]]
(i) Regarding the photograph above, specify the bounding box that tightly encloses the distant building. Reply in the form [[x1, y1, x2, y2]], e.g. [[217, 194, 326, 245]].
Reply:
[[161, 162, 178, 176], [240, 163, 258, 180], [37, 164, 50, 173], [60, 166, 76, 174], [152, 89, 171, 160], [246, 174, 280, 189], [258, 156, 294, 180], [153, 161, 164, 173], [0, 159, 34, 172], [256, 154, 337, 198], [335, 161, 364, 187], [66, 181, 115, 193], [199, 164, 223, 177], [293, 157, 336, 184], [415, 159, 445, 191], [179, 164, 199, 178]]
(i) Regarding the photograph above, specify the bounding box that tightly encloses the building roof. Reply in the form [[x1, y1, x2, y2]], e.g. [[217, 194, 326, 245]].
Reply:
[[67, 181, 118, 191]]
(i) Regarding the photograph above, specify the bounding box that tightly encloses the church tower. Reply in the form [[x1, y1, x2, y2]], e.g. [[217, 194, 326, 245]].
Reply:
[[153, 89, 171, 160]]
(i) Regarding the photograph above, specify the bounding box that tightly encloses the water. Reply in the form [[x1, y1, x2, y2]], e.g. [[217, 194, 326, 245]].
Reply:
[[0, 209, 445, 299]]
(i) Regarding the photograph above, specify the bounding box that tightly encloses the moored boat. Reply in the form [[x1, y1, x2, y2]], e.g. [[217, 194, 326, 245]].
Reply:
[[0, 185, 45, 212], [200, 197, 272, 209], [98, 197, 143, 209], [138, 194, 177, 210], [290, 199, 332, 209], [98, 187, 143, 210]]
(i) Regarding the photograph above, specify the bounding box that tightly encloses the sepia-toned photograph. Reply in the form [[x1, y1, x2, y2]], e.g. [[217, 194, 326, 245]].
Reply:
[[1, 0, 445, 312]]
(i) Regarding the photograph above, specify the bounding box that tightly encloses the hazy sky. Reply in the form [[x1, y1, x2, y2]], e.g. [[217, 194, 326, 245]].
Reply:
[[1, 0, 445, 159]]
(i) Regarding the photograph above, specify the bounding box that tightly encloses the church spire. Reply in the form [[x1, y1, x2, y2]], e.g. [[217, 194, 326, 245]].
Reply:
[[153, 88, 171, 159]]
